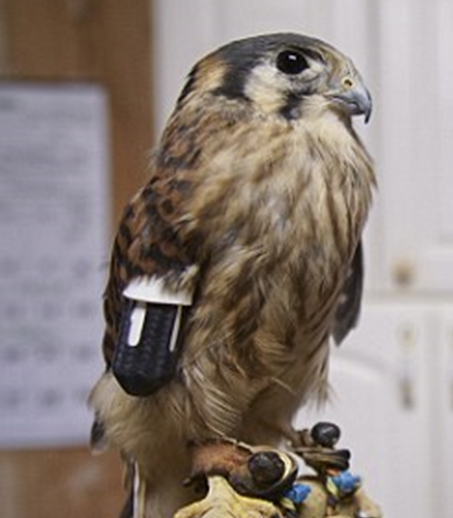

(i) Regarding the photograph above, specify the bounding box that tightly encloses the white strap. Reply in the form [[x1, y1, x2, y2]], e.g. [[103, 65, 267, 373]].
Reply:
[[133, 463, 146, 518], [127, 302, 147, 347], [169, 305, 183, 352], [123, 276, 193, 306]]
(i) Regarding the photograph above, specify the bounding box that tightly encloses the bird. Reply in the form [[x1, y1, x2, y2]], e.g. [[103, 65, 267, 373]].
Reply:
[[89, 32, 376, 518]]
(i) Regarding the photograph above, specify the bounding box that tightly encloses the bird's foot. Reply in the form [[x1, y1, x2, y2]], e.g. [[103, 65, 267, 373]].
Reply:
[[187, 438, 298, 500]]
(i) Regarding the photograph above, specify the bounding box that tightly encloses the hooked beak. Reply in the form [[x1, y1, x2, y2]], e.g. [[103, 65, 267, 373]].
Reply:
[[328, 77, 373, 123]]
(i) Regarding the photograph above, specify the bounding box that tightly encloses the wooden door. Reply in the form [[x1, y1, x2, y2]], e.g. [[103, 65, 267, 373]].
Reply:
[[0, 2, 153, 517]]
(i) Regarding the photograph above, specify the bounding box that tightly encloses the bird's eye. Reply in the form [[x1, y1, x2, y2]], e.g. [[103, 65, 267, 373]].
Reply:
[[276, 50, 309, 75]]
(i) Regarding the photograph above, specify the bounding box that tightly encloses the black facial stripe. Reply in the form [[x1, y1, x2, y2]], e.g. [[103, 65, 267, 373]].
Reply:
[[279, 92, 303, 121], [213, 59, 259, 101]]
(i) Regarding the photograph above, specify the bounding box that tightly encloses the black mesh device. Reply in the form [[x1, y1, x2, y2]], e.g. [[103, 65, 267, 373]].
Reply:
[[112, 298, 182, 396]]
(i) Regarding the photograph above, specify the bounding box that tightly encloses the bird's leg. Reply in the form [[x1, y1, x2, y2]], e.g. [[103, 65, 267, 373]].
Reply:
[[187, 438, 298, 501]]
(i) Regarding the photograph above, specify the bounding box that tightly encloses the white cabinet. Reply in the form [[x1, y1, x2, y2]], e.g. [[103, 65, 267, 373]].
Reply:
[[378, 0, 453, 293], [294, 304, 437, 518]]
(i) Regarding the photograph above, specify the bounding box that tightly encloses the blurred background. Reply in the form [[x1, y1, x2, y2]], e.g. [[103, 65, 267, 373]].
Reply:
[[1, 1, 452, 517]]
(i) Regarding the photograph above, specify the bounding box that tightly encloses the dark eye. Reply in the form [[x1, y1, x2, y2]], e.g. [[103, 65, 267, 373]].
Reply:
[[276, 50, 309, 75]]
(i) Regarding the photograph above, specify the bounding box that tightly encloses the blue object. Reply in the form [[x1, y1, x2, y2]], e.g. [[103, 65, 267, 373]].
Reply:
[[330, 470, 362, 495], [284, 483, 312, 504]]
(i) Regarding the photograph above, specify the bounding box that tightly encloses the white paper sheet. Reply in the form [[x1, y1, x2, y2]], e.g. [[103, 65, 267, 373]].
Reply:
[[0, 82, 110, 448]]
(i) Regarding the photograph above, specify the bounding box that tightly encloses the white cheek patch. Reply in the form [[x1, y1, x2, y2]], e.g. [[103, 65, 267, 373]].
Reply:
[[243, 63, 289, 113], [303, 57, 325, 81]]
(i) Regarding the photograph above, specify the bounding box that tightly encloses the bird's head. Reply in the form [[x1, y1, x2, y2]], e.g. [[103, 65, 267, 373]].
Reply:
[[177, 33, 372, 124]]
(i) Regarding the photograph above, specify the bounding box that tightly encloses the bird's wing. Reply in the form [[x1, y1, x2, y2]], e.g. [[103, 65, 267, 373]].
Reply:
[[331, 241, 364, 345], [102, 177, 196, 396]]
